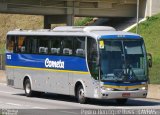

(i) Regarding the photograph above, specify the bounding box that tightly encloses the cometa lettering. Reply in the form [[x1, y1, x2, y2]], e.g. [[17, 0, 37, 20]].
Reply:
[[45, 58, 64, 69]]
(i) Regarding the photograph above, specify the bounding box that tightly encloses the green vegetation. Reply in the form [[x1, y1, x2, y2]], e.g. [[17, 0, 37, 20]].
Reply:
[[130, 14, 160, 84], [74, 17, 93, 26]]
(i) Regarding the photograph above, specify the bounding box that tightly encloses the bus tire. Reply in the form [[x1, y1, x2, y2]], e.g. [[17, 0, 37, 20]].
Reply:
[[116, 99, 128, 105], [24, 79, 35, 97], [76, 85, 87, 104]]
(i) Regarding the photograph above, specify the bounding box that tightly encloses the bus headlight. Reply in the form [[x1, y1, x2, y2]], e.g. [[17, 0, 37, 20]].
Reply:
[[106, 88, 114, 91], [140, 86, 148, 90], [101, 86, 114, 91], [100, 86, 106, 90]]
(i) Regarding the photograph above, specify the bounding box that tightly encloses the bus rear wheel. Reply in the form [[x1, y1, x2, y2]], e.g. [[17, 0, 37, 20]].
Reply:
[[116, 99, 128, 105], [24, 79, 35, 97], [76, 85, 87, 104]]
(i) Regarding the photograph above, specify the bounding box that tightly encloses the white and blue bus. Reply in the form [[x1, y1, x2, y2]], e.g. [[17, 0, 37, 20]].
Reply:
[[6, 26, 151, 104]]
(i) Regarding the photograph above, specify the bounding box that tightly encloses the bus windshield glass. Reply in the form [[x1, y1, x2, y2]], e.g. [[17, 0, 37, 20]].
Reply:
[[100, 40, 147, 82]]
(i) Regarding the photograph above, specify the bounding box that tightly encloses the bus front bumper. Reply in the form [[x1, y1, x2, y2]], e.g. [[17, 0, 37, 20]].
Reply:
[[99, 90, 147, 99]]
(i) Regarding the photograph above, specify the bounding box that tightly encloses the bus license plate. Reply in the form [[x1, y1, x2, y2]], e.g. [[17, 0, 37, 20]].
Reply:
[[122, 93, 130, 97]]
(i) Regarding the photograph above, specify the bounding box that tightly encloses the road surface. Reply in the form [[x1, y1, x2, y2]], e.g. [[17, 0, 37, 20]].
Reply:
[[0, 83, 160, 115]]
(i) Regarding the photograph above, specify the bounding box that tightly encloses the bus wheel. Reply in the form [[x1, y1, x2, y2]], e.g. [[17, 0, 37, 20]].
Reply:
[[24, 79, 34, 97], [116, 99, 128, 105], [77, 85, 87, 104]]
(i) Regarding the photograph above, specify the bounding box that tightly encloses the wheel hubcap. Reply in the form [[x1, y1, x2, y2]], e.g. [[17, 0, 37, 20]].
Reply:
[[79, 89, 84, 99], [26, 83, 30, 94]]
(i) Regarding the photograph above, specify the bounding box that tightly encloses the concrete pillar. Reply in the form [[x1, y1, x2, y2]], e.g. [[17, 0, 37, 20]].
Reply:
[[43, 1, 75, 27], [44, 15, 69, 29], [139, 0, 147, 18], [66, 1, 74, 26], [151, 0, 160, 16], [67, 15, 74, 26], [44, 15, 51, 29]]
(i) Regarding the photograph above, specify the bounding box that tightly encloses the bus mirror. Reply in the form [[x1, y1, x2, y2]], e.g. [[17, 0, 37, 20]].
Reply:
[[147, 53, 152, 68]]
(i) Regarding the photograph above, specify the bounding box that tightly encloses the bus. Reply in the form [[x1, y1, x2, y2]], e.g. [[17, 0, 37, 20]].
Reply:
[[6, 26, 152, 104]]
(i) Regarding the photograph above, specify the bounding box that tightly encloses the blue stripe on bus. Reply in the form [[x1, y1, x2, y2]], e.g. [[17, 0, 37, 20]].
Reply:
[[6, 53, 88, 72], [100, 35, 142, 39], [103, 82, 146, 86]]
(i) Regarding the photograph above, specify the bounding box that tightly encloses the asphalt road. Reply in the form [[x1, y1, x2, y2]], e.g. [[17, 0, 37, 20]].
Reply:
[[0, 83, 160, 115]]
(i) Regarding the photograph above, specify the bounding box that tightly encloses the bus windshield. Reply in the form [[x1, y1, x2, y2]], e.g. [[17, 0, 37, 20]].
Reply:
[[100, 40, 147, 82]]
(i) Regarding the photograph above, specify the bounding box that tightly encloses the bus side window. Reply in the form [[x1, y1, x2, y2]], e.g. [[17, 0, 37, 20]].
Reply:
[[50, 37, 61, 55], [6, 36, 15, 53], [29, 37, 37, 54], [62, 37, 73, 56], [87, 37, 99, 80], [38, 36, 49, 54], [74, 37, 85, 57], [16, 36, 26, 53]]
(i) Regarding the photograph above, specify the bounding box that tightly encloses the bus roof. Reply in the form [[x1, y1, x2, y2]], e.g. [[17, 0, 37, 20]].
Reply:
[[7, 26, 142, 40]]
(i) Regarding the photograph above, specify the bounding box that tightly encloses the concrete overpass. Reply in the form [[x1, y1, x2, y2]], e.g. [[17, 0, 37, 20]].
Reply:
[[0, 0, 159, 28]]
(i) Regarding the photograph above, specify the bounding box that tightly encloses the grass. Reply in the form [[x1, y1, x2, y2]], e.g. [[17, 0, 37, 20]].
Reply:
[[74, 17, 93, 26], [130, 14, 160, 84]]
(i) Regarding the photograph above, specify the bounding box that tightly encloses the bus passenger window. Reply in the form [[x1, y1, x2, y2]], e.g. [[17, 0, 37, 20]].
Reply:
[[17, 36, 26, 53], [87, 37, 99, 80], [50, 38, 61, 55], [62, 37, 73, 56], [38, 37, 49, 54], [74, 37, 85, 57], [30, 38, 37, 54], [6, 36, 15, 53]]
